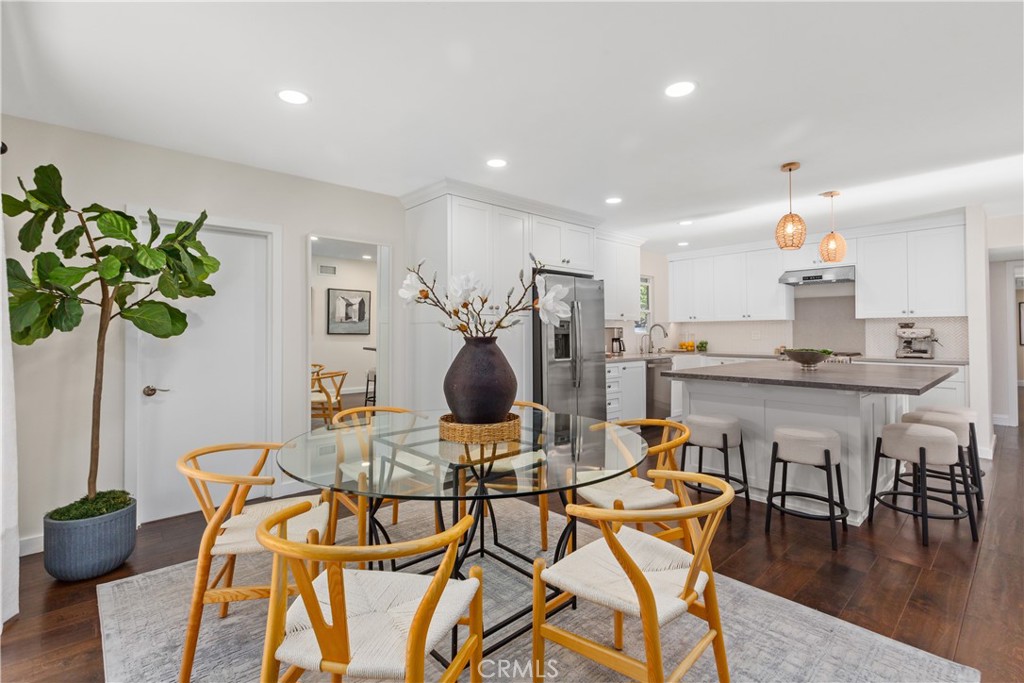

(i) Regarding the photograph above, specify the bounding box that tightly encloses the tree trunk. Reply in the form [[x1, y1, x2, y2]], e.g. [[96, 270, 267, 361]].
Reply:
[[88, 292, 114, 500]]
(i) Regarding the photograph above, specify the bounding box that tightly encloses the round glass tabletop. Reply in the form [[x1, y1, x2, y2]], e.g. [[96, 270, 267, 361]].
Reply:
[[277, 409, 648, 501]]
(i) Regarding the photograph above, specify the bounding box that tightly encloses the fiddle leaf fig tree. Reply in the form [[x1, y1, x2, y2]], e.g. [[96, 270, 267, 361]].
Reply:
[[4, 164, 219, 505]]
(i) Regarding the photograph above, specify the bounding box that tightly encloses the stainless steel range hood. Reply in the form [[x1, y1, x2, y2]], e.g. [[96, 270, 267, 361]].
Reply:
[[778, 265, 855, 286]]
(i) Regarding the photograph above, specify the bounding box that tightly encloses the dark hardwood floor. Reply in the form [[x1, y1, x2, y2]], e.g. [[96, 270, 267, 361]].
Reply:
[[2, 420, 1022, 682]]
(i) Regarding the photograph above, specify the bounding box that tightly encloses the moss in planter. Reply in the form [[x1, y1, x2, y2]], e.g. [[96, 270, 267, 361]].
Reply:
[[48, 490, 133, 521]]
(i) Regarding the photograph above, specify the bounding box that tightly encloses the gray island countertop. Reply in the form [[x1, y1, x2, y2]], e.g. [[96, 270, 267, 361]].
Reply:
[[663, 360, 956, 395]]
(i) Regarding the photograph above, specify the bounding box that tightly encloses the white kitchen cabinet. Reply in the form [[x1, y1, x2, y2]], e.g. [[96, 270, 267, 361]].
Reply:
[[856, 226, 965, 318], [530, 215, 594, 273], [712, 249, 793, 321], [596, 236, 642, 321], [606, 361, 645, 421], [857, 362, 968, 411], [668, 258, 715, 322], [782, 235, 858, 270]]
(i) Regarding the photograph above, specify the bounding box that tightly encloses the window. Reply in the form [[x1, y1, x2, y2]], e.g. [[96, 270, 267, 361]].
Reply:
[[636, 275, 652, 333]]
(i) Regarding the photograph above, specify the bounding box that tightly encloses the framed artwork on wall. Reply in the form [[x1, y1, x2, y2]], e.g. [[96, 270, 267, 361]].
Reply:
[[328, 288, 371, 335]]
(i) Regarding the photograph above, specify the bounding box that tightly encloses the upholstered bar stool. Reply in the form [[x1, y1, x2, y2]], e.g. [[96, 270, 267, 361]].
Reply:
[[914, 405, 983, 510], [680, 413, 749, 520], [898, 410, 980, 517], [869, 421, 978, 547], [765, 426, 848, 550]]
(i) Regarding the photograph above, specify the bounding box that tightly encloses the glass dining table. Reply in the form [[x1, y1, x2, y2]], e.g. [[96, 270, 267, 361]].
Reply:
[[276, 407, 649, 656]]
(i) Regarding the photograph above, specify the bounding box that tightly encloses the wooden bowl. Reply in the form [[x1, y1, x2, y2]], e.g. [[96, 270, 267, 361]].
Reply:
[[784, 349, 831, 370]]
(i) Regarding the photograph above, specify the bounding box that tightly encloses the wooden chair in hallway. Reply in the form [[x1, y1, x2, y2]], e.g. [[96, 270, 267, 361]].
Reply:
[[532, 470, 734, 683], [176, 443, 330, 683], [256, 503, 483, 683], [311, 370, 348, 425]]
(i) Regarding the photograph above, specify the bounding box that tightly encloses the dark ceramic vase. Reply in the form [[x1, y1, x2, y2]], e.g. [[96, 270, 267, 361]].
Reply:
[[443, 337, 517, 424]]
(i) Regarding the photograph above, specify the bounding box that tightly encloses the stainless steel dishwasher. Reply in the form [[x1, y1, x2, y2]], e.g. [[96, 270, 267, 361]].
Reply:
[[645, 357, 673, 419]]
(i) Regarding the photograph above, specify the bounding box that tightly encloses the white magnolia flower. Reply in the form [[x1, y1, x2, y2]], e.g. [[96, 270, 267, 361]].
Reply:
[[536, 283, 571, 325], [447, 272, 481, 308], [398, 272, 425, 304]]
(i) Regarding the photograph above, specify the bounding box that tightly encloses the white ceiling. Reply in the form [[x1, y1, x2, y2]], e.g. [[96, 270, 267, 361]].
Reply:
[[3, 2, 1022, 253]]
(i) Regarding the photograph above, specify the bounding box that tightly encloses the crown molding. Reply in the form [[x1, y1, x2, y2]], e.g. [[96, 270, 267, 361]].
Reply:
[[400, 178, 605, 228], [595, 229, 647, 247]]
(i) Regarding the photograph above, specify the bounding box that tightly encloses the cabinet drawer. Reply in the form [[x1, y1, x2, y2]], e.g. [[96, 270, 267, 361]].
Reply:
[[606, 364, 623, 379], [606, 396, 621, 413], [606, 379, 621, 394]]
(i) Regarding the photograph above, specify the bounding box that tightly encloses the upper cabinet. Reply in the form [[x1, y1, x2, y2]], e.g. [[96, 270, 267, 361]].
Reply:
[[855, 226, 965, 318], [668, 258, 715, 322], [782, 236, 858, 270], [712, 249, 793, 321], [530, 215, 594, 273], [595, 236, 642, 321]]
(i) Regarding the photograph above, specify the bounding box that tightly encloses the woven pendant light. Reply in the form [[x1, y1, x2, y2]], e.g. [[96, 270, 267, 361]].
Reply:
[[818, 190, 847, 263], [775, 162, 806, 250]]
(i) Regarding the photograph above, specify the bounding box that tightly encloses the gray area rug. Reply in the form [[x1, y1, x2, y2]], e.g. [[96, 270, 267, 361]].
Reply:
[[98, 498, 979, 682]]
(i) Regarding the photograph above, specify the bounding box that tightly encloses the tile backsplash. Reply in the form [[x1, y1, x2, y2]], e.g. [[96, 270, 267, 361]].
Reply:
[[793, 297, 865, 353], [669, 320, 793, 355], [864, 317, 969, 360]]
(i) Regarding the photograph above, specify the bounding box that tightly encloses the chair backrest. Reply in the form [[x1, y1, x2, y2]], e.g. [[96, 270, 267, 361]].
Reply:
[[512, 399, 551, 413], [312, 370, 348, 403], [311, 363, 325, 376], [175, 443, 282, 552], [566, 470, 733, 624], [256, 503, 475, 679], [614, 418, 689, 479]]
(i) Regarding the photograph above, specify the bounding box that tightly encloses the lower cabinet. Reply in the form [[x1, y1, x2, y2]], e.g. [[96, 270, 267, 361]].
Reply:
[[606, 361, 645, 421]]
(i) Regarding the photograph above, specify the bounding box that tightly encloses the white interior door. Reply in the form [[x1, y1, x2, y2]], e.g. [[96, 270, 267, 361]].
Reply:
[[126, 227, 273, 524]]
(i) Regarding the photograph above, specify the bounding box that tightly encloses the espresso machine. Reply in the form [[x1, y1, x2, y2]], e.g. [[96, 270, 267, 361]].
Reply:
[[605, 326, 626, 355], [896, 324, 937, 359]]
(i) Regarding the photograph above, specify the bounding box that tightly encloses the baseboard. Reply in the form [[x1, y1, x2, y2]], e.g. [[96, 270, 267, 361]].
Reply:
[[993, 413, 1019, 427], [1018, 380, 1024, 387], [19, 534, 42, 557]]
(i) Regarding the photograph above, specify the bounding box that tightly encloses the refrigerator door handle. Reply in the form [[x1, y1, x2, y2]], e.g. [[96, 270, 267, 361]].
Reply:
[[572, 300, 583, 388]]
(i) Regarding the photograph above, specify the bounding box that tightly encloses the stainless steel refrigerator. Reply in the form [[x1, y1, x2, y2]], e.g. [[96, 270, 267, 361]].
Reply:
[[532, 273, 607, 419]]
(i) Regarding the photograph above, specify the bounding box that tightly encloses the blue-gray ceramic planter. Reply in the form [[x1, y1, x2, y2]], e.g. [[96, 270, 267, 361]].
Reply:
[[43, 499, 137, 581]]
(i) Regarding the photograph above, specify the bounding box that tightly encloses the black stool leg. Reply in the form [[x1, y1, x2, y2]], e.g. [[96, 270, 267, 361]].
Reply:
[[780, 461, 789, 517], [765, 442, 779, 534], [911, 464, 920, 513], [868, 437, 882, 524], [738, 439, 750, 504], [720, 433, 732, 522], [969, 422, 984, 511], [919, 447, 929, 547], [949, 462, 960, 512], [958, 446, 979, 542], [698, 446, 704, 477], [823, 448, 838, 551], [835, 462, 848, 531]]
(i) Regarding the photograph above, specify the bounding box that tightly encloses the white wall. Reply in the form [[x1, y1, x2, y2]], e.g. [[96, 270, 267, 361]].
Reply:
[[965, 206, 994, 457], [1, 116, 406, 550], [989, 260, 1022, 425], [988, 215, 1024, 251], [310, 255, 377, 404]]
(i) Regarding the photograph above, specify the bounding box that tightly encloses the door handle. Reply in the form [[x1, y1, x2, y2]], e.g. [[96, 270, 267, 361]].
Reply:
[[572, 300, 583, 388], [142, 385, 171, 397]]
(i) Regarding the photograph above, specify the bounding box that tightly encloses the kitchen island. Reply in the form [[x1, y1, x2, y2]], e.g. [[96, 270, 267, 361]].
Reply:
[[664, 361, 957, 525]]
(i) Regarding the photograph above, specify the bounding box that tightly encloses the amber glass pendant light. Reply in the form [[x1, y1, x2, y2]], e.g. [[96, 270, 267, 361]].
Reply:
[[775, 162, 806, 250], [818, 190, 847, 263]]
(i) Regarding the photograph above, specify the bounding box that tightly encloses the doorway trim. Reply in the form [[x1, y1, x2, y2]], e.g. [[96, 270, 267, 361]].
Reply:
[[123, 206, 284, 506], [995, 259, 1023, 426]]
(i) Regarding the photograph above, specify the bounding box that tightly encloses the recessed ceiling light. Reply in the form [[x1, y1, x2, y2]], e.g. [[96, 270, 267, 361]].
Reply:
[[677, 242, 690, 247], [678, 220, 693, 226], [361, 254, 372, 260], [309, 235, 318, 241], [278, 89, 310, 105], [664, 81, 696, 98], [605, 197, 623, 205], [486, 159, 507, 168]]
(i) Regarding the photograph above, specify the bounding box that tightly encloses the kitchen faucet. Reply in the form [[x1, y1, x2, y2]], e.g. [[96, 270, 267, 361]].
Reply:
[[642, 323, 668, 353]]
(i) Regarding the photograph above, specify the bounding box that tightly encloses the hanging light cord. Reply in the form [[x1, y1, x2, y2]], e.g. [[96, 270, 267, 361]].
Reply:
[[829, 193, 835, 231], [788, 170, 794, 213]]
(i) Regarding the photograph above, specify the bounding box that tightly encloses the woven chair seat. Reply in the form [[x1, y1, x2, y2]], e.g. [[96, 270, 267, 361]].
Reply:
[[310, 392, 330, 404], [486, 449, 546, 473], [337, 450, 435, 485], [213, 496, 327, 556], [541, 525, 708, 626], [276, 568, 480, 678], [575, 470, 679, 510]]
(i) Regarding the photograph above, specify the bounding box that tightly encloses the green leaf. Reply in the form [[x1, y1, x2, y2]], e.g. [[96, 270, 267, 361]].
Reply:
[[174, 245, 196, 279], [6, 259, 35, 294], [12, 305, 54, 345], [147, 209, 161, 246], [31, 165, 68, 209], [47, 265, 92, 288], [25, 192, 49, 213], [51, 210, 66, 234], [114, 283, 135, 310], [135, 244, 167, 270], [191, 211, 208, 236], [9, 294, 42, 332], [180, 280, 215, 298], [2, 194, 28, 217], [32, 252, 63, 284], [157, 271, 180, 299], [122, 301, 187, 338], [183, 239, 208, 257], [96, 212, 136, 242], [97, 255, 122, 281], [55, 226, 86, 258], [198, 255, 220, 274], [80, 203, 111, 215], [18, 211, 52, 252], [51, 298, 84, 332]]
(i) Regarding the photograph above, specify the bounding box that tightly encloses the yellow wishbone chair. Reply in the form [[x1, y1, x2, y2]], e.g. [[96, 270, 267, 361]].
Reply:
[[176, 443, 330, 683], [532, 471, 734, 683], [311, 370, 348, 425], [256, 503, 483, 683]]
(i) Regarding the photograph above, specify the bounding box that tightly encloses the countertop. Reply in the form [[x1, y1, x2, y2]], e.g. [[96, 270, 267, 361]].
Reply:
[[604, 353, 674, 362], [697, 352, 969, 367], [662, 360, 957, 395]]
